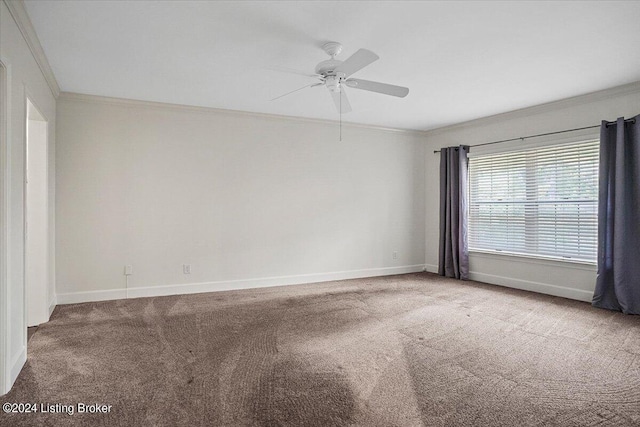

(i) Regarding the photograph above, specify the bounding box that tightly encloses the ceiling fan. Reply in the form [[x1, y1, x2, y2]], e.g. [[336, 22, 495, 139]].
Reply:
[[271, 42, 409, 114]]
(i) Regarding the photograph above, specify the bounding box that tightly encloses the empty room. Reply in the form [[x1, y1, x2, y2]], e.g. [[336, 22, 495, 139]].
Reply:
[[1, 0, 640, 426]]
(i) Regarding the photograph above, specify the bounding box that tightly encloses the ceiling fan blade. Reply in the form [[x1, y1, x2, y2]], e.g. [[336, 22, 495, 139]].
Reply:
[[334, 49, 379, 78], [330, 88, 352, 114], [271, 82, 323, 101], [345, 78, 409, 98]]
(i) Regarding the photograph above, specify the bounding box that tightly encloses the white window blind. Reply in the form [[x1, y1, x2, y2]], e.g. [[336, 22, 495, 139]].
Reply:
[[468, 140, 599, 262]]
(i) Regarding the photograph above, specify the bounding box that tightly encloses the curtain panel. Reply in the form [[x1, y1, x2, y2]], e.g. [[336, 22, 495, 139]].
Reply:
[[438, 145, 470, 280], [592, 115, 640, 314]]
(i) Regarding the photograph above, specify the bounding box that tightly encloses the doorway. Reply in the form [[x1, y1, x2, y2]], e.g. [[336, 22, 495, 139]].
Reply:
[[25, 98, 49, 327]]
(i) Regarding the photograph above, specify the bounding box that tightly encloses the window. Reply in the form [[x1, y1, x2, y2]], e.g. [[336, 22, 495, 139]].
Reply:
[[468, 140, 599, 263]]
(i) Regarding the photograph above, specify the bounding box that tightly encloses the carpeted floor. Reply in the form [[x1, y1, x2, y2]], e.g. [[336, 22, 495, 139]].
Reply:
[[1, 272, 639, 426]]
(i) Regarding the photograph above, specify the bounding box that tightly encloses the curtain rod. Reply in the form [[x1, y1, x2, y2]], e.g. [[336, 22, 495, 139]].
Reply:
[[432, 118, 636, 154]]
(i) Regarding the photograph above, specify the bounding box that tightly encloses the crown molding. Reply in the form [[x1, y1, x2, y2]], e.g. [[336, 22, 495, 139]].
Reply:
[[423, 80, 640, 137], [59, 81, 640, 137], [58, 81, 640, 138], [58, 92, 428, 136], [3, 0, 60, 98]]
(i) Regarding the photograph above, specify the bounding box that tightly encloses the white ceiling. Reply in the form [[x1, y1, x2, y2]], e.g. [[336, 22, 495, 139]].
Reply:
[[23, 1, 640, 131]]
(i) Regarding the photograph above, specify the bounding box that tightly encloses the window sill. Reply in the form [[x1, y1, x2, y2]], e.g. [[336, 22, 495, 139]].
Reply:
[[469, 249, 597, 271]]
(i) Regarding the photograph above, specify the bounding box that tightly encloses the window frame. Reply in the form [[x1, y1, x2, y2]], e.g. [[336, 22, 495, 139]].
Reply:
[[467, 136, 599, 265]]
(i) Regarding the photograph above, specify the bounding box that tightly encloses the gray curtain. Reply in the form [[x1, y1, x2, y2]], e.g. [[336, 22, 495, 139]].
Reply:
[[592, 115, 640, 314], [439, 145, 469, 280]]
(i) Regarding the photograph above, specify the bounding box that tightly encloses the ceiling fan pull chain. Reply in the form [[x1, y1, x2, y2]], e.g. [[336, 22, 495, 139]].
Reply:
[[340, 92, 342, 141]]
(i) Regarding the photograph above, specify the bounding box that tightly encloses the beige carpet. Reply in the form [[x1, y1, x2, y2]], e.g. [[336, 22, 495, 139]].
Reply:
[[1, 272, 639, 426]]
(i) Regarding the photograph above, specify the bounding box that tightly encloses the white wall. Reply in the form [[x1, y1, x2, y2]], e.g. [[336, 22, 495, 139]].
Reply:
[[55, 94, 426, 302], [1, 0, 57, 395], [423, 82, 640, 301]]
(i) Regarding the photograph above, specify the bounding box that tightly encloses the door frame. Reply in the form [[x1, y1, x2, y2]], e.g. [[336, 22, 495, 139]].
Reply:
[[23, 92, 49, 328], [0, 58, 10, 395]]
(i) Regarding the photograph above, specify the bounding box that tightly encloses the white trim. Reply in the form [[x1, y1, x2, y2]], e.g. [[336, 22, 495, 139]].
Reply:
[[2, 0, 60, 98], [423, 80, 640, 134], [9, 346, 26, 387], [0, 59, 9, 395], [21, 92, 26, 351], [468, 271, 593, 303], [424, 262, 592, 301], [57, 82, 640, 138], [57, 265, 426, 305], [57, 92, 426, 136], [58, 288, 127, 305]]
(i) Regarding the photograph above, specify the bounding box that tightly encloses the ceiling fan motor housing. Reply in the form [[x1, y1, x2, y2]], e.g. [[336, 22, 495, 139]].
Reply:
[[315, 59, 343, 76], [316, 41, 346, 78]]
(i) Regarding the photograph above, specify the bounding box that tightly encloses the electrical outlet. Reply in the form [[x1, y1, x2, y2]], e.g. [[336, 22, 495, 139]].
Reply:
[[183, 264, 191, 274], [124, 265, 133, 275], [392, 251, 398, 260]]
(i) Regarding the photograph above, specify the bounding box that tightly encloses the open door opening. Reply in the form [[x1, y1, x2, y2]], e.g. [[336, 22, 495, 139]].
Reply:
[[25, 98, 49, 328]]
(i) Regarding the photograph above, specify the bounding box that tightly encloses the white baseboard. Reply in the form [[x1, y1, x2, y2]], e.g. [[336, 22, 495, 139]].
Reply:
[[423, 262, 592, 302], [468, 271, 593, 302], [57, 288, 127, 305], [57, 265, 426, 305], [9, 346, 26, 387]]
